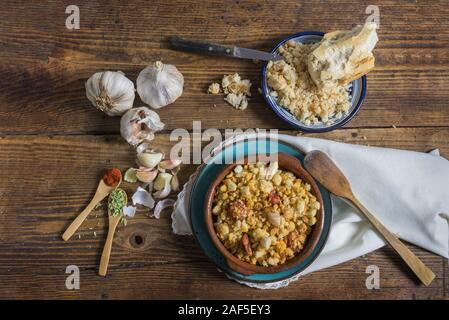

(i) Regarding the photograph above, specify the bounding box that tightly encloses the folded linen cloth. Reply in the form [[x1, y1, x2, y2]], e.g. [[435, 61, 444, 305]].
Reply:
[[172, 133, 449, 289]]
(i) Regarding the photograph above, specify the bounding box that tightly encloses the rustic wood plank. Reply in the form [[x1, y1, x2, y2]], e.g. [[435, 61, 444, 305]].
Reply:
[[0, 0, 448, 134], [0, 128, 447, 299]]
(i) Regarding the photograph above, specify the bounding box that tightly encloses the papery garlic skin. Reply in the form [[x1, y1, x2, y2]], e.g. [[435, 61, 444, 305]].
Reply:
[[137, 61, 184, 109], [152, 199, 175, 219], [120, 106, 165, 146], [86, 71, 135, 116]]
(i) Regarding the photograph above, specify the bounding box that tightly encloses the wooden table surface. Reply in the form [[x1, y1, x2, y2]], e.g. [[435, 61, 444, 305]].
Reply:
[[0, 0, 448, 300]]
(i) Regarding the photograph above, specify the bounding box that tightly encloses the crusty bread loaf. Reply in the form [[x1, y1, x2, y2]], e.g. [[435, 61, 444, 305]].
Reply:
[[307, 22, 378, 88]]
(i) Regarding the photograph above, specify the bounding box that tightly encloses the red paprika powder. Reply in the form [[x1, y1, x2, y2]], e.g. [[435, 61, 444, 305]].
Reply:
[[103, 168, 122, 187]]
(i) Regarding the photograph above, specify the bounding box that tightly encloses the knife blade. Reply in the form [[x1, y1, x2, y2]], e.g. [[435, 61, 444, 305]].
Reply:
[[233, 47, 284, 61], [170, 37, 284, 62]]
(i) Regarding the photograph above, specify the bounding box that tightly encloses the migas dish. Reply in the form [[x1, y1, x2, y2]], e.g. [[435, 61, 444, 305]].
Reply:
[[261, 31, 367, 133], [203, 153, 325, 276]]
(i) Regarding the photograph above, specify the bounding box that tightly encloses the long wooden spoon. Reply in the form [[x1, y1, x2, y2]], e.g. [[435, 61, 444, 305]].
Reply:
[[99, 189, 127, 277], [62, 177, 121, 241], [304, 150, 435, 286]]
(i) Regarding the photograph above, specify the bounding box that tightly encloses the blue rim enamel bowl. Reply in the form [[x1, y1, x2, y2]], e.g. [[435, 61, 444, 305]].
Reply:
[[261, 31, 367, 133]]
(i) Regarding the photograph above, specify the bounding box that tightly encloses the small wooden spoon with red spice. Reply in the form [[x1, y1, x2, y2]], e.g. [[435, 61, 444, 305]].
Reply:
[[62, 168, 122, 241]]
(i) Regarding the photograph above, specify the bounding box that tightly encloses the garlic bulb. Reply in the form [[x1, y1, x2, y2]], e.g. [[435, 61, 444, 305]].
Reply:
[[120, 107, 165, 146], [86, 71, 135, 116], [136, 61, 184, 109]]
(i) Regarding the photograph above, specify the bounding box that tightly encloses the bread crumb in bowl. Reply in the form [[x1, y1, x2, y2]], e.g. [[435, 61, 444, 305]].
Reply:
[[266, 41, 351, 126]]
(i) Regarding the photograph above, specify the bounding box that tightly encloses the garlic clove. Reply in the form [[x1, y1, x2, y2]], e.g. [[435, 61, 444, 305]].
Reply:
[[170, 173, 180, 192], [153, 172, 173, 191], [124, 168, 138, 183], [137, 152, 163, 169], [153, 184, 171, 199], [86, 71, 135, 116], [137, 61, 184, 109], [261, 236, 272, 249], [136, 169, 158, 183], [138, 166, 154, 172], [267, 212, 281, 226], [120, 107, 165, 146], [265, 161, 279, 180], [158, 159, 182, 170]]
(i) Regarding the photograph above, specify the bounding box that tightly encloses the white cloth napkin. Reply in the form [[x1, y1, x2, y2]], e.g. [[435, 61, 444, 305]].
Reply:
[[172, 133, 449, 289]]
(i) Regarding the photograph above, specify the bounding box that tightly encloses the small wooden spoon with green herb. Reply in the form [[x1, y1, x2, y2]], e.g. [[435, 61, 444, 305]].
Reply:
[[99, 188, 128, 276]]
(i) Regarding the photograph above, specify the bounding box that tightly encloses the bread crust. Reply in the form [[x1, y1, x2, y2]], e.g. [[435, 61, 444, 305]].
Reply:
[[308, 22, 378, 88]]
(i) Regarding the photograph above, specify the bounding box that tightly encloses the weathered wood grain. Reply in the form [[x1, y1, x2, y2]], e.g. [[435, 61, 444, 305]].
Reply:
[[1, 0, 448, 301], [0, 129, 447, 299], [0, 0, 448, 134]]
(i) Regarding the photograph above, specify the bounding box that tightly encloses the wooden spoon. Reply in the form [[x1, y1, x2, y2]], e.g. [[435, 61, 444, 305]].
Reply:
[[62, 176, 122, 241], [62, 177, 121, 241], [304, 150, 435, 286], [99, 189, 127, 277]]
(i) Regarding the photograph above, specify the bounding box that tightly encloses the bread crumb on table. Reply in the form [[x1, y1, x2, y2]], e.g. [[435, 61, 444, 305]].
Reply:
[[224, 93, 248, 110], [222, 73, 251, 96], [207, 82, 221, 95], [208, 73, 252, 110]]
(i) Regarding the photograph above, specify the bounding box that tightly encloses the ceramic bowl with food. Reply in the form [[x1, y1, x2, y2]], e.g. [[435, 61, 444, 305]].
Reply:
[[204, 153, 325, 275], [261, 31, 367, 133]]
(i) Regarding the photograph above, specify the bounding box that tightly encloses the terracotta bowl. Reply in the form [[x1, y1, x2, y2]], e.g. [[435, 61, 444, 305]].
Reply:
[[204, 153, 325, 275]]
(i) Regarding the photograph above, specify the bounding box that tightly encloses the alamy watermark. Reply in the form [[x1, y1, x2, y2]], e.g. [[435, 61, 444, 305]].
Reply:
[[169, 122, 279, 165], [365, 265, 380, 289], [366, 5, 380, 28], [65, 5, 80, 30], [65, 265, 80, 290]]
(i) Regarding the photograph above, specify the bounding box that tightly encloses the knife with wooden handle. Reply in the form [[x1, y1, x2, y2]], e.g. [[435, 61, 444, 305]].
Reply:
[[170, 36, 284, 61]]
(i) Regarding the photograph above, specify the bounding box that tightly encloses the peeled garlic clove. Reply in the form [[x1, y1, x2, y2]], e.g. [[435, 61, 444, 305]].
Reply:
[[265, 161, 279, 180], [124, 168, 138, 183], [158, 159, 182, 170], [120, 107, 165, 146], [86, 71, 135, 116], [153, 172, 173, 191], [261, 237, 272, 249], [136, 169, 158, 183], [137, 152, 163, 169], [137, 61, 184, 109], [267, 212, 281, 226]]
